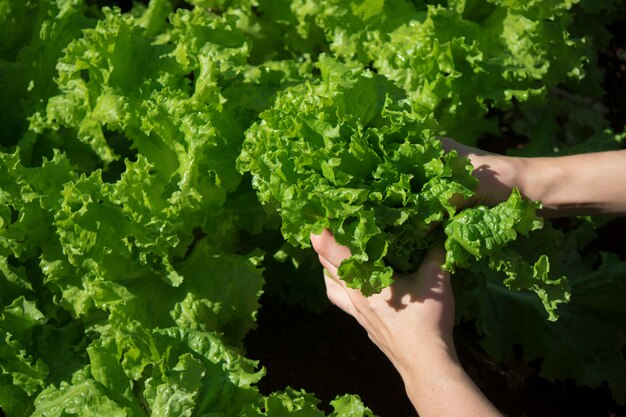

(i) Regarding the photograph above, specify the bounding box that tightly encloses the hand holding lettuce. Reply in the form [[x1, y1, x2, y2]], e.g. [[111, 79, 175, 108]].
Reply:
[[239, 56, 569, 319], [442, 137, 626, 217], [2, 0, 626, 414], [311, 230, 503, 417]]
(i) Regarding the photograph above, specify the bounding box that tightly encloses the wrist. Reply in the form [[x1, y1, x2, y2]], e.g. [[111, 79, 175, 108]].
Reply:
[[515, 156, 570, 217], [399, 340, 502, 417], [470, 153, 559, 213], [467, 153, 526, 206], [510, 156, 537, 201], [395, 336, 460, 386]]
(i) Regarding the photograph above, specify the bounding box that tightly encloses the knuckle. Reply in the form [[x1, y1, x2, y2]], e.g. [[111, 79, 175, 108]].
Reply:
[[310, 232, 330, 256]]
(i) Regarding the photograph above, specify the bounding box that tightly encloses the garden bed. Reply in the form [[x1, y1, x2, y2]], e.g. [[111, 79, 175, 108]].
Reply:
[[244, 19, 626, 417]]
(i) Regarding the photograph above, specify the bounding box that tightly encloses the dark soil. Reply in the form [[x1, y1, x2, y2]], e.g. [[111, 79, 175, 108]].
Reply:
[[600, 21, 626, 133], [244, 291, 626, 417], [245, 295, 416, 416]]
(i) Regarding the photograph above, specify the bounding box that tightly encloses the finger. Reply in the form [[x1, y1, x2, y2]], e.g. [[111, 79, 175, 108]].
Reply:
[[323, 271, 357, 316], [415, 247, 452, 296], [438, 136, 460, 154], [439, 136, 473, 158], [417, 247, 448, 282], [421, 247, 446, 269], [317, 253, 370, 309], [317, 254, 369, 297], [438, 136, 495, 159], [310, 229, 365, 302], [310, 229, 352, 269], [317, 253, 339, 278]]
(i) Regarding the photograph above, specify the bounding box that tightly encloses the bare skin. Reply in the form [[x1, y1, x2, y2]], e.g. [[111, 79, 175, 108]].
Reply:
[[311, 141, 626, 415], [441, 137, 626, 217], [310, 230, 502, 417]]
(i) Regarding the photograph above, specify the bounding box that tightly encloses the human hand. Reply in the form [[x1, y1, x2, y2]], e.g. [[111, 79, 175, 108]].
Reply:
[[441, 137, 626, 217], [310, 229, 502, 416], [310, 229, 456, 380], [440, 137, 526, 208]]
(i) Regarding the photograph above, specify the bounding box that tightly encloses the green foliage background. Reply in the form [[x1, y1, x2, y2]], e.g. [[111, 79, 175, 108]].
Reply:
[[1, 0, 625, 415]]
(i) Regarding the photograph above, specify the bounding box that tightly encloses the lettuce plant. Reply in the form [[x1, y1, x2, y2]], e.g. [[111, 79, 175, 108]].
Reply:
[[1, 0, 625, 414], [240, 56, 569, 318]]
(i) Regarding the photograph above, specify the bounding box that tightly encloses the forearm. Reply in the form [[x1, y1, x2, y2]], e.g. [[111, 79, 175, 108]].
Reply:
[[516, 150, 626, 217], [465, 148, 626, 217], [312, 232, 499, 416], [399, 342, 502, 417]]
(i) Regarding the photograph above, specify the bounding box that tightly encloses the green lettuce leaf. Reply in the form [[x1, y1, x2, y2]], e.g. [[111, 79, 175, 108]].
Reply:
[[240, 56, 566, 314], [2, 0, 624, 412], [239, 56, 480, 295], [444, 189, 569, 319]]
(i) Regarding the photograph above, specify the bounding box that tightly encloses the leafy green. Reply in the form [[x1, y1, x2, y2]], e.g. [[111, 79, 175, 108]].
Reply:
[[1, 2, 371, 415], [240, 57, 568, 320], [459, 251, 626, 404], [1, 0, 625, 413], [239, 56, 472, 294], [443, 189, 570, 319]]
